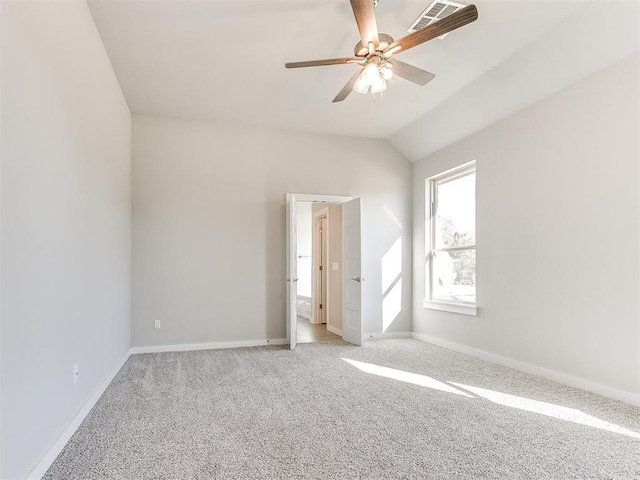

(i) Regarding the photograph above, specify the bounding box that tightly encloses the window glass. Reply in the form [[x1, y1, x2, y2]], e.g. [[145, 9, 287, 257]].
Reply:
[[432, 249, 476, 303], [427, 165, 476, 306], [434, 173, 476, 250]]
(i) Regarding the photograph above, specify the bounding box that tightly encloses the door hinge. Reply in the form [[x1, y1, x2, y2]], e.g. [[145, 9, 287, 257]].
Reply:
[[319, 304, 323, 309], [319, 265, 323, 271]]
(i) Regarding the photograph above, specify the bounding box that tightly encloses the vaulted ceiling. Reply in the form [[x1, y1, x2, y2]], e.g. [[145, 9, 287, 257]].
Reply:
[[88, 0, 639, 160]]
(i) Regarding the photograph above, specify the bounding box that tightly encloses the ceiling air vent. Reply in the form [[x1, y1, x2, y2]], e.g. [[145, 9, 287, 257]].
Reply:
[[407, 0, 466, 38]]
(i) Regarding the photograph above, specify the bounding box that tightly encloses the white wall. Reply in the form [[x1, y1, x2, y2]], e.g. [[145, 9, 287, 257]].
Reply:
[[412, 54, 639, 401], [296, 202, 312, 299], [132, 115, 412, 347], [1, 1, 132, 478], [0, 0, 4, 473]]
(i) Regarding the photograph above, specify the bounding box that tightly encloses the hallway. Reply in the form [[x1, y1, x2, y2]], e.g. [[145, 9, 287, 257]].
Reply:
[[297, 316, 341, 343]]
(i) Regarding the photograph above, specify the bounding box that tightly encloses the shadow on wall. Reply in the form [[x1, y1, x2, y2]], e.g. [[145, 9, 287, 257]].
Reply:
[[381, 236, 403, 332]]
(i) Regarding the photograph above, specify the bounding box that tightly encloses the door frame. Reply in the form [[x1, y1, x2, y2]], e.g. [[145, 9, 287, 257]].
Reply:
[[312, 207, 329, 325], [286, 193, 353, 349]]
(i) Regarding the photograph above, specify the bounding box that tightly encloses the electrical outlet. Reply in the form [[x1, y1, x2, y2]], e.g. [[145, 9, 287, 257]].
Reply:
[[154, 319, 161, 330], [73, 364, 79, 384]]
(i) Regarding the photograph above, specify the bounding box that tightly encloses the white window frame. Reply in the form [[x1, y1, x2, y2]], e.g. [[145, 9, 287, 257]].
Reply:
[[424, 161, 477, 316]]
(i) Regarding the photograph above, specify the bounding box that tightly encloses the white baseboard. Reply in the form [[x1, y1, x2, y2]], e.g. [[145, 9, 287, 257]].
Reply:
[[412, 333, 640, 406], [364, 332, 412, 341], [130, 338, 289, 354], [326, 324, 342, 336], [26, 348, 132, 480]]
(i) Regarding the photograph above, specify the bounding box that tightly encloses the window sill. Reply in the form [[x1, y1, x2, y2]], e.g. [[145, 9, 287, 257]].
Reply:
[[423, 300, 478, 316]]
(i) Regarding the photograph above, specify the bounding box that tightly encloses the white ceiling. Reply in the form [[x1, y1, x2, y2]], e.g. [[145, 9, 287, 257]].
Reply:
[[390, 1, 640, 160], [87, 0, 594, 140]]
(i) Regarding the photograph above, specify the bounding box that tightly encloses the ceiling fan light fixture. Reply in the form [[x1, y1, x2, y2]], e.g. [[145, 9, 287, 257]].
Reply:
[[370, 74, 386, 94], [353, 63, 377, 94], [353, 75, 370, 94], [353, 61, 389, 95], [362, 62, 380, 81], [380, 63, 393, 80]]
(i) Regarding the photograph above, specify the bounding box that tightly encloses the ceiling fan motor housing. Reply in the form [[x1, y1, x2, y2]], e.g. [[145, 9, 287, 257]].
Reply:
[[354, 33, 394, 56]]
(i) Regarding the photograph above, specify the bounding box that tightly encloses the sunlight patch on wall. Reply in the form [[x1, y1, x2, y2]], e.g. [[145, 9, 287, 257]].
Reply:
[[450, 383, 640, 439], [382, 279, 402, 331], [381, 237, 403, 331], [342, 358, 473, 397], [381, 237, 402, 293]]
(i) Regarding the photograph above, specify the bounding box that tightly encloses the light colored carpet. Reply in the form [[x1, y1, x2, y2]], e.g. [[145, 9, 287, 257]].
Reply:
[[44, 339, 639, 479]]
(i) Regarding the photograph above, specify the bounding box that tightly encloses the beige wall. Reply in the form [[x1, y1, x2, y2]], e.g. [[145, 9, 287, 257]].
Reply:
[[1, 1, 132, 478], [312, 203, 343, 331], [412, 54, 639, 400], [132, 114, 412, 347]]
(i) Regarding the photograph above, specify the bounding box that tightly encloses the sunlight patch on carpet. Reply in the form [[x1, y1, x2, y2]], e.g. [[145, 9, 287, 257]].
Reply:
[[450, 382, 640, 439], [342, 358, 473, 397]]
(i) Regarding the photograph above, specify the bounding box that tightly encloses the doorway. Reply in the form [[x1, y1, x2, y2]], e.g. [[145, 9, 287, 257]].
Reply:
[[286, 193, 362, 350], [294, 201, 341, 344], [295, 204, 343, 344], [296, 316, 341, 343]]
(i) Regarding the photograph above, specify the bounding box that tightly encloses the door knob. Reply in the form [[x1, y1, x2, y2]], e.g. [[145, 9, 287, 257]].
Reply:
[[350, 276, 361, 282]]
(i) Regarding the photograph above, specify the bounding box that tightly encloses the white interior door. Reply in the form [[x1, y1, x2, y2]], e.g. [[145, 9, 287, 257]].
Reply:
[[286, 193, 298, 350], [342, 197, 362, 345]]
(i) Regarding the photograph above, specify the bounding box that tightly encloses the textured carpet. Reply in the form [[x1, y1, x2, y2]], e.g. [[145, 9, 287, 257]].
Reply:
[[44, 339, 639, 479]]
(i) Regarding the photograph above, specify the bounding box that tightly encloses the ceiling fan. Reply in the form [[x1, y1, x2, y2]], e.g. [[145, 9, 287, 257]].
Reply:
[[285, 0, 478, 103]]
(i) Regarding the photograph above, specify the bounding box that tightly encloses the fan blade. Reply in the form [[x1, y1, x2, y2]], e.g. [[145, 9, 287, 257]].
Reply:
[[333, 68, 363, 103], [285, 57, 360, 69], [350, 0, 379, 51], [385, 4, 477, 55], [387, 59, 435, 86]]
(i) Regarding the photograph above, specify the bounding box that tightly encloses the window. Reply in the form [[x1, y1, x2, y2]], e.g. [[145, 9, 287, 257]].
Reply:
[[425, 162, 477, 315]]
